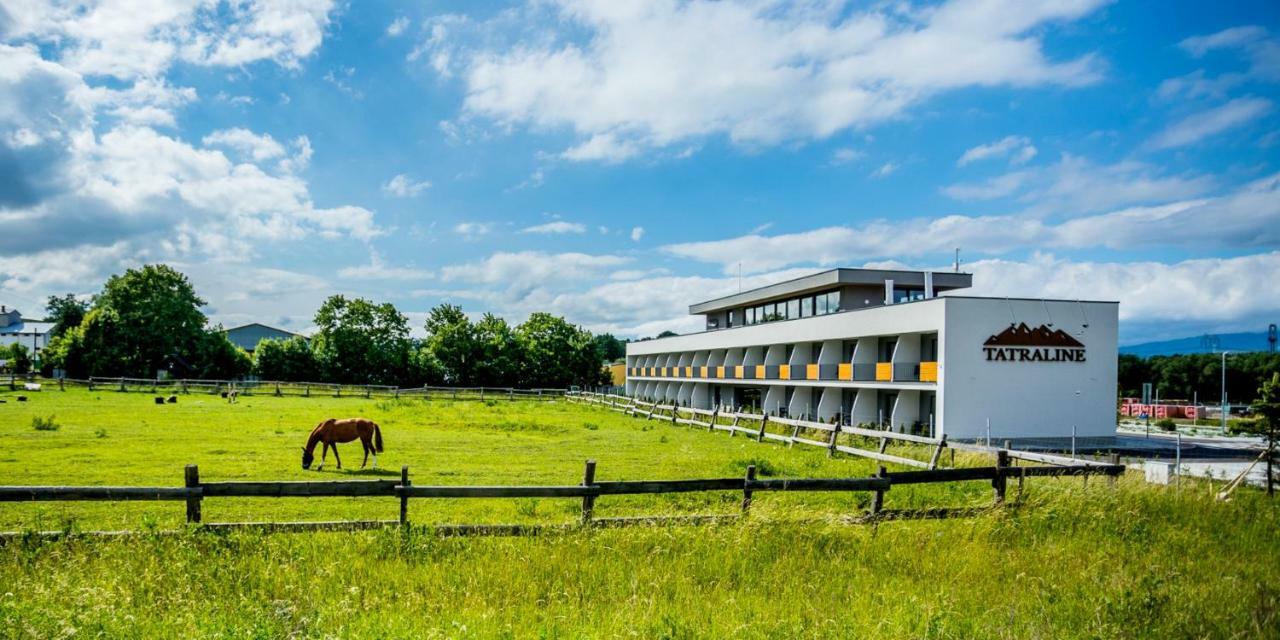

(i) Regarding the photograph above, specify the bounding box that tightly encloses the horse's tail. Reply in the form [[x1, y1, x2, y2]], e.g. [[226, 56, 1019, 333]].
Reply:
[[373, 423, 384, 453]]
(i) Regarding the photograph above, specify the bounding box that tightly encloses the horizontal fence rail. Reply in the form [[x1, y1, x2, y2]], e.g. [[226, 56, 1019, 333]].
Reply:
[[568, 391, 950, 469], [5, 375, 566, 401], [0, 456, 1125, 538]]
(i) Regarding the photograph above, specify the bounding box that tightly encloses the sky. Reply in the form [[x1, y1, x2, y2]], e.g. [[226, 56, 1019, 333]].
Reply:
[[1, 0, 1278, 344]]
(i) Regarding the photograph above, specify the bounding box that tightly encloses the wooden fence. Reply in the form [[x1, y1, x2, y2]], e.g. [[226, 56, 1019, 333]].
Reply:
[[568, 391, 949, 469], [5, 375, 564, 401], [0, 456, 1124, 538]]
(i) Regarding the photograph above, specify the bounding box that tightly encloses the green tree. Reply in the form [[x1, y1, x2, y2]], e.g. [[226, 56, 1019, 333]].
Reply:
[[101, 265, 209, 376], [473, 313, 521, 387], [44, 294, 89, 338], [423, 304, 480, 385], [2, 344, 32, 374], [253, 336, 318, 381], [44, 307, 129, 378], [593, 333, 627, 362], [516, 312, 607, 389], [311, 295, 413, 385], [192, 330, 252, 379]]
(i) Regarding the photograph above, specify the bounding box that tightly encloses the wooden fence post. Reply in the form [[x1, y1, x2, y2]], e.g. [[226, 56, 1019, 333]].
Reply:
[[119, 377, 125, 392], [400, 465, 411, 526], [993, 450, 1009, 504], [59, 377, 64, 391], [1108, 453, 1120, 487], [365, 385, 370, 399], [275, 382, 281, 397], [581, 460, 597, 525], [708, 407, 718, 432], [928, 435, 947, 469], [742, 464, 756, 515], [756, 414, 769, 442], [828, 422, 841, 457], [184, 464, 201, 524], [870, 465, 886, 515]]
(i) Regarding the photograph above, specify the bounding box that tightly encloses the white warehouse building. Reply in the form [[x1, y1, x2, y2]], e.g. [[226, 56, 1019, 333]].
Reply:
[[624, 268, 1118, 442]]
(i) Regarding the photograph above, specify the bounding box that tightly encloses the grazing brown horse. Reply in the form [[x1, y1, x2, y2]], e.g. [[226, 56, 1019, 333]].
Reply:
[[301, 418, 384, 470]]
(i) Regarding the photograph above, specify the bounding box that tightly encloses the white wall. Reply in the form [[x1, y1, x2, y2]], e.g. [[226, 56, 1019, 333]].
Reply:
[[940, 298, 1118, 440]]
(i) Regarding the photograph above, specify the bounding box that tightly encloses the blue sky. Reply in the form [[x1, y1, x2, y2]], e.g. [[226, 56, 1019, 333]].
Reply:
[[1, 0, 1278, 343]]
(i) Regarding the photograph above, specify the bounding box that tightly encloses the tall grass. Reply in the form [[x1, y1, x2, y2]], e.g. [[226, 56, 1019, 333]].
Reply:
[[0, 388, 1277, 637]]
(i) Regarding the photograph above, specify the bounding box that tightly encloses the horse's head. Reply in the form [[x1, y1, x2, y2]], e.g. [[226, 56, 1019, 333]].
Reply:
[[301, 446, 314, 470]]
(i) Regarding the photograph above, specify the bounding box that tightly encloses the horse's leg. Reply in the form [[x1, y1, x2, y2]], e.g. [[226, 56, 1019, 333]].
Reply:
[[332, 443, 342, 470], [360, 437, 369, 469], [317, 442, 327, 470]]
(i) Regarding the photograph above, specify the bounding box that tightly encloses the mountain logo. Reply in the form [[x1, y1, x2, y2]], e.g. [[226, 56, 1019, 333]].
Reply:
[[983, 323, 1085, 362]]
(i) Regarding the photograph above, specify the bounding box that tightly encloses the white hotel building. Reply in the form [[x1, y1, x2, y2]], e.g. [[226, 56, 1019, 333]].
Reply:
[[624, 268, 1118, 441]]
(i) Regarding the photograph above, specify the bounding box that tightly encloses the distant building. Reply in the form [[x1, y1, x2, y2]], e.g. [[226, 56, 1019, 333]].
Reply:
[[0, 306, 54, 361], [223, 323, 304, 353]]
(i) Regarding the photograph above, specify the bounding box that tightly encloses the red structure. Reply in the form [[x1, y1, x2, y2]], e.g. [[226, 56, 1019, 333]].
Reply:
[[1119, 398, 1204, 419]]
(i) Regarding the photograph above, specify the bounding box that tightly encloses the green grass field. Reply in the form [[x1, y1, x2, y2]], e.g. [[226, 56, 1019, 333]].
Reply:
[[1, 387, 1278, 638]]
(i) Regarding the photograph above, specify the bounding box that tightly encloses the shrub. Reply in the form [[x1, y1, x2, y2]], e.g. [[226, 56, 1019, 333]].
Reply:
[[1156, 418, 1177, 432], [32, 415, 59, 431]]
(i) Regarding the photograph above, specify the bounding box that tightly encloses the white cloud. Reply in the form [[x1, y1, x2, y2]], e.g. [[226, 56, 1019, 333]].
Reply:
[[439, 251, 631, 301], [387, 16, 410, 37], [1148, 97, 1273, 149], [956, 135, 1037, 166], [1158, 26, 1279, 100], [202, 127, 287, 161], [870, 162, 898, 178], [942, 154, 1215, 212], [630, 226, 645, 242], [6, 0, 337, 80], [427, 0, 1107, 162], [453, 222, 493, 238], [829, 148, 865, 165], [663, 171, 1280, 274], [963, 252, 1280, 339], [521, 221, 586, 234], [383, 173, 432, 197], [337, 252, 433, 280]]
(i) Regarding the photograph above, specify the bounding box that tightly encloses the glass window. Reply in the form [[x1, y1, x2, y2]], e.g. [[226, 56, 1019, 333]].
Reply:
[[799, 297, 811, 317], [828, 290, 841, 312], [746, 307, 755, 325], [727, 310, 735, 328], [787, 299, 799, 319], [816, 293, 828, 315]]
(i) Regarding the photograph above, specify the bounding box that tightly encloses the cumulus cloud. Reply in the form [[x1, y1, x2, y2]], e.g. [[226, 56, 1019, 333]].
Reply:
[[521, 221, 586, 234], [202, 127, 287, 161], [422, 0, 1107, 161], [383, 173, 432, 197], [956, 135, 1037, 166], [630, 226, 645, 242]]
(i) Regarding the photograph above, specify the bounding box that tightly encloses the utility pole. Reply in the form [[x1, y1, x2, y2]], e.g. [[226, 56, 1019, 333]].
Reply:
[[1221, 351, 1229, 432]]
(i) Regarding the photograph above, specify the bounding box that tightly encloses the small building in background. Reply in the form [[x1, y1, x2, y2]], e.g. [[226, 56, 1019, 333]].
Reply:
[[0, 306, 54, 362], [223, 323, 304, 354]]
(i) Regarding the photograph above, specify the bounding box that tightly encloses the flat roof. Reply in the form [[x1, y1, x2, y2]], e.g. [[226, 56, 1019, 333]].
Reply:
[[689, 268, 973, 314]]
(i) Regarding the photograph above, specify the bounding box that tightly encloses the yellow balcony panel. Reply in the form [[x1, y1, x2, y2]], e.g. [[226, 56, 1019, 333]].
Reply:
[[734, 365, 745, 379], [838, 363, 852, 381], [806, 364, 819, 380], [755, 365, 765, 379], [684, 366, 692, 378], [699, 366, 708, 378], [875, 362, 892, 381], [779, 364, 790, 380], [920, 361, 938, 382], [715, 366, 725, 379]]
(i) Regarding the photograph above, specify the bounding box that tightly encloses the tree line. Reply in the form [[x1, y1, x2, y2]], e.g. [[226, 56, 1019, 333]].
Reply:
[[38, 264, 624, 389], [1118, 352, 1280, 405]]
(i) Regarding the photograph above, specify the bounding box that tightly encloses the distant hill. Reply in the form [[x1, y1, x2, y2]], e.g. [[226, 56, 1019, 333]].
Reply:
[[1121, 331, 1276, 357]]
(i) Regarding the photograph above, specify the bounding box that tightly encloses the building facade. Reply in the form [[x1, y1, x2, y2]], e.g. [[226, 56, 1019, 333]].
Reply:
[[0, 306, 53, 361], [624, 269, 1118, 441]]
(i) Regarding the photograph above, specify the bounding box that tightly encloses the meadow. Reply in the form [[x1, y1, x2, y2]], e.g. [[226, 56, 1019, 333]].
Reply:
[[1, 386, 1278, 638]]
